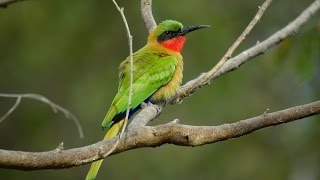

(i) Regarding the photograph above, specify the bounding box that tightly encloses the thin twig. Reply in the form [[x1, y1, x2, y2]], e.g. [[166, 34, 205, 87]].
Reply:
[[0, 96, 21, 124], [174, 0, 320, 103], [105, 0, 134, 157], [220, 0, 272, 65], [173, 0, 273, 103], [0, 93, 84, 138]]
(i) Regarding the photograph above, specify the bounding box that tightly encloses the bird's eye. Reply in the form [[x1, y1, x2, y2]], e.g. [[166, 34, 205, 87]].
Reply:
[[164, 31, 171, 35]]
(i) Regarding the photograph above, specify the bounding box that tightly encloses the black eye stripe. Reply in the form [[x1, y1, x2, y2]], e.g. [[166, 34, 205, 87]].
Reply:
[[157, 29, 181, 43]]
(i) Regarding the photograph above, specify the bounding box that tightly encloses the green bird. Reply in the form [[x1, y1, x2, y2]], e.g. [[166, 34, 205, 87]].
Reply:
[[86, 19, 209, 180]]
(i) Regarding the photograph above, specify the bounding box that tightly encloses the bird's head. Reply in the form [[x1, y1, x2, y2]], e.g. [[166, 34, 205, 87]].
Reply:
[[148, 20, 210, 53]]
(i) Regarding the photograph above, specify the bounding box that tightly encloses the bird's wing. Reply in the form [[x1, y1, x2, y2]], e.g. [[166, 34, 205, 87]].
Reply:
[[101, 55, 178, 129]]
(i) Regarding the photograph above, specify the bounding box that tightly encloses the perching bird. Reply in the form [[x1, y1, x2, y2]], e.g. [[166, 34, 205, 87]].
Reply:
[[86, 19, 209, 180]]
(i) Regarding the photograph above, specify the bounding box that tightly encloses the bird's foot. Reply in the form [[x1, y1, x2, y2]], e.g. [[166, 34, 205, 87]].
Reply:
[[149, 102, 162, 114], [140, 102, 148, 108], [140, 101, 163, 120]]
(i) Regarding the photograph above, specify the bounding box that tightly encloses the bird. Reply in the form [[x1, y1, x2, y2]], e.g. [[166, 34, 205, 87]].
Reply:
[[86, 19, 209, 180]]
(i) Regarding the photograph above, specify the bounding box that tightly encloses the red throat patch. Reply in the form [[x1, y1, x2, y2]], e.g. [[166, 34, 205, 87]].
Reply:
[[161, 36, 186, 52]]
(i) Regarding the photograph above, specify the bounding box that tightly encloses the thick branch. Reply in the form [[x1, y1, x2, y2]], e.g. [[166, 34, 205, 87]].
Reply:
[[141, 0, 156, 32], [0, 100, 319, 170]]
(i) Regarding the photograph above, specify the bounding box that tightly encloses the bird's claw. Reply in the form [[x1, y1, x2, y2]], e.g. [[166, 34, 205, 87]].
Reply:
[[140, 101, 163, 119], [141, 102, 148, 108]]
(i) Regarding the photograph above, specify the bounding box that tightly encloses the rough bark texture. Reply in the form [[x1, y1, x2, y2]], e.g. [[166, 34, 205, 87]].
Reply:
[[0, 100, 319, 170]]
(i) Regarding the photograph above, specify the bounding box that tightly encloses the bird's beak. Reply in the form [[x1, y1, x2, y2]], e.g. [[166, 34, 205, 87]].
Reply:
[[179, 25, 210, 35]]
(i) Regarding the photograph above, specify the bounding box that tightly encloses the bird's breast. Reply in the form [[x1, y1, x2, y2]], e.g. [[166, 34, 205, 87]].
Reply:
[[151, 57, 183, 102]]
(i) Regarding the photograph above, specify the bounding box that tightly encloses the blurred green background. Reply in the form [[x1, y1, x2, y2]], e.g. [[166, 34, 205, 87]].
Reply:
[[0, 0, 319, 179]]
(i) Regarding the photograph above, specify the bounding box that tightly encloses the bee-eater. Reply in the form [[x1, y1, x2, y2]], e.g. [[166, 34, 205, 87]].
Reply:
[[86, 19, 209, 180]]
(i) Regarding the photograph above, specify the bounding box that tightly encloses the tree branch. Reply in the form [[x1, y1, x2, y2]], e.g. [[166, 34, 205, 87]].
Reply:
[[0, 0, 319, 172], [0, 96, 21, 124], [172, 0, 320, 103], [1, 100, 319, 170], [0, 93, 84, 139], [177, 0, 272, 104], [141, 0, 156, 32], [104, 0, 134, 158], [136, 0, 320, 131]]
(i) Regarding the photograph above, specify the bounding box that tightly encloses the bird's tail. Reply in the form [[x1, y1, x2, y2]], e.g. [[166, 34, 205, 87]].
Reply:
[[85, 119, 124, 180]]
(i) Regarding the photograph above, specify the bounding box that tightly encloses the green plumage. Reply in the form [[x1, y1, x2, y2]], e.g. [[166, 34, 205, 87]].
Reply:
[[86, 19, 208, 180], [101, 48, 178, 129]]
